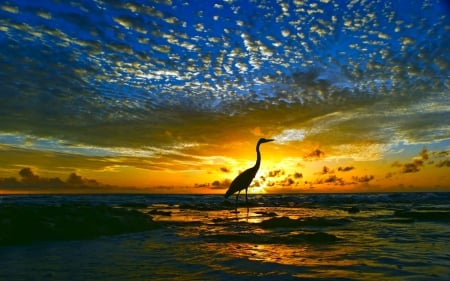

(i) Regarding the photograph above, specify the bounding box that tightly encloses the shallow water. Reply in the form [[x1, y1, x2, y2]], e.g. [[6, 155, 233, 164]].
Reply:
[[0, 193, 449, 280]]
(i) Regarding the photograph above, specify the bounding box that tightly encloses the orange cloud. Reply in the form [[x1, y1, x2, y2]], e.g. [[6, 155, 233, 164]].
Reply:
[[436, 159, 450, 168], [268, 169, 284, 177], [338, 166, 355, 172], [211, 179, 231, 189], [402, 161, 422, 173], [305, 148, 325, 159], [400, 147, 429, 173], [315, 175, 344, 185], [352, 175, 374, 183], [390, 146, 436, 174], [419, 147, 429, 161], [250, 127, 263, 137], [320, 166, 332, 175], [220, 167, 230, 173]]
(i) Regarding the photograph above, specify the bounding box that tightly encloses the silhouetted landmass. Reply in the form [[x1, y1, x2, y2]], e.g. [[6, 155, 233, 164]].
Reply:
[[0, 204, 161, 245]]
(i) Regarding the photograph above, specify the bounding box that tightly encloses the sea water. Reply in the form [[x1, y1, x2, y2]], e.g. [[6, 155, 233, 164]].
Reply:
[[0, 193, 449, 280]]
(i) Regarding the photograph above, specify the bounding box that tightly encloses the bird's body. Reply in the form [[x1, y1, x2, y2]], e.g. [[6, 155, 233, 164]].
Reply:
[[224, 138, 274, 205]]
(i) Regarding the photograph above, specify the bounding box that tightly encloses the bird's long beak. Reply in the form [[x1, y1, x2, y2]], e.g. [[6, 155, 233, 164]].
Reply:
[[267, 139, 275, 142]]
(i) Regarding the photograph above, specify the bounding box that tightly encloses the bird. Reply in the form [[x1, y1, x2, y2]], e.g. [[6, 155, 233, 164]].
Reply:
[[224, 138, 274, 206]]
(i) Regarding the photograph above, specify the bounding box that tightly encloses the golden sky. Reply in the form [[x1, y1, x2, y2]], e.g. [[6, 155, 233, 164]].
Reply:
[[0, 0, 449, 194]]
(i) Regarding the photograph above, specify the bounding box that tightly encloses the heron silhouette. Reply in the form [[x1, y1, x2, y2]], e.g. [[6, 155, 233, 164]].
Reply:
[[224, 138, 274, 206]]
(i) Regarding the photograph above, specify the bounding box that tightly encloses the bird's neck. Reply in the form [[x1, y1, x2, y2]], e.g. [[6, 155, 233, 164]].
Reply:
[[254, 143, 261, 169]]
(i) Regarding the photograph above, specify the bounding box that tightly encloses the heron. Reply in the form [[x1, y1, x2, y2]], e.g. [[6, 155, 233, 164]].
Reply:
[[224, 138, 274, 206]]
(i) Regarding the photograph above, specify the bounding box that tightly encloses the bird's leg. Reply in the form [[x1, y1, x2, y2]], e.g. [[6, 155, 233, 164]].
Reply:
[[235, 191, 240, 209], [245, 188, 249, 211]]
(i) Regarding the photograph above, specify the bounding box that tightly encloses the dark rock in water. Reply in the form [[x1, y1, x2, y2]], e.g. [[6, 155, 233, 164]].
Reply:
[[393, 210, 450, 221], [294, 232, 339, 244], [260, 216, 351, 229], [0, 204, 161, 245], [118, 202, 149, 208], [347, 206, 360, 214], [148, 209, 172, 216], [300, 217, 352, 227], [382, 218, 415, 224], [255, 211, 278, 217], [260, 216, 299, 228]]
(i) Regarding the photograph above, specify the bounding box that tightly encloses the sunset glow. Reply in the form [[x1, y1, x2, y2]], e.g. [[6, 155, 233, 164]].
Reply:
[[0, 0, 449, 194]]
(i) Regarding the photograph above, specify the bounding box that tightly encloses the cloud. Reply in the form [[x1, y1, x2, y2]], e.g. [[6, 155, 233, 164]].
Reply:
[[271, 129, 306, 144], [282, 178, 295, 186], [262, 173, 307, 193], [352, 175, 374, 183], [402, 161, 422, 173], [220, 167, 231, 173], [1, 0, 449, 193], [431, 150, 449, 168], [304, 149, 325, 160], [389, 146, 441, 174], [195, 178, 231, 190], [194, 182, 210, 188], [66, 173, 99, 186], [399, 147, 429, 173], [433, 150, 449, 157], [435, 159, 450, 168], [19, 167, 40, 184], [419, 147, 429, 161], [268, 169, 284, 177], [253, 170, 305, 191], [250, 127, 264, 137], [211, 179, 231, 189], [386, 147, 449, 179], [319, 166, 332, 175], [338, 166, 354, 172], [0, 168, 109, 192], [315, 175, 345, 185]]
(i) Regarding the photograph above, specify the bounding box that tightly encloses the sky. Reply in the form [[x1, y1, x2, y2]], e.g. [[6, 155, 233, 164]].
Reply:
[[0, 0, 449, 194]]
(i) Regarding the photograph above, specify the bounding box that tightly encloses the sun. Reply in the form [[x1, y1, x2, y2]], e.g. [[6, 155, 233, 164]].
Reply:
[[250, 185, 267, 194]]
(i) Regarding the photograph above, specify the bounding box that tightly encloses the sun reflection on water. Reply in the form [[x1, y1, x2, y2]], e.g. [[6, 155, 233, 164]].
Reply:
[[140, 200, 450, 280]]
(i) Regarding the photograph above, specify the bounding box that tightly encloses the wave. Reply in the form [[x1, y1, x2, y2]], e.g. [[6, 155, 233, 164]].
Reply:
[[2, 192, 449, 208]]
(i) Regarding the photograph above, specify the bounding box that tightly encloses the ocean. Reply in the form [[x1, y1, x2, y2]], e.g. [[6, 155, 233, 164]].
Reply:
[[0, 193, 449, 280]]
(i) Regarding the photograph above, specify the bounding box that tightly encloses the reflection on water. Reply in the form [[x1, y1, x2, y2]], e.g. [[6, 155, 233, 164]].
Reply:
[[147, 198, 449, 280], [0, 193, 449, 280]]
